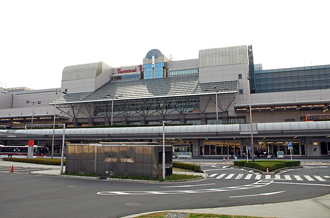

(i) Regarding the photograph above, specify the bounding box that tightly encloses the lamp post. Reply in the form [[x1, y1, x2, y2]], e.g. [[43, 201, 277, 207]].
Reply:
[[26, 100, 41, 128], [214, 87, 219, 124], [51, 89, 67, 158], [248, 77, 254, 162], [104, 95, 122, 125], [162, 120, 172, 179], [204, 86, 224, 124]]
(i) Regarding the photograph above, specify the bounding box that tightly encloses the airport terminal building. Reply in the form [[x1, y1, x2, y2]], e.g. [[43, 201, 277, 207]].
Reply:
[[0, 45, 330, 158]]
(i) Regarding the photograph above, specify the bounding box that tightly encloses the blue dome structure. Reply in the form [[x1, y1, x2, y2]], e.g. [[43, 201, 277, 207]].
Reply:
[[146, 49, 163, 59]]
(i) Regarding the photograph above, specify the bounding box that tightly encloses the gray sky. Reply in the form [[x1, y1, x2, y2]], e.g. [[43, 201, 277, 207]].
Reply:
[[1, 0, 329, 90]]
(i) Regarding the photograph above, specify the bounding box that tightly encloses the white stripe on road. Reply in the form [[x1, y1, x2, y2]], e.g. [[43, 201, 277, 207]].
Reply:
[[208, 174, 217, 178], [275, 175, 281, 180], [313, 175, 325, 182], [235, 174, 244, 179], [225, 174, 235, 179], [230, 191, 285, 198], [304, 175, 314, 181], [215, 173, 226, 179], [162, 183, 216, 188], [294, 175, 303, 181], [284, 175, 292, 180], [265, 175, 271, 179], [245, 174, 253, 180], [255, 174, 262, 180]]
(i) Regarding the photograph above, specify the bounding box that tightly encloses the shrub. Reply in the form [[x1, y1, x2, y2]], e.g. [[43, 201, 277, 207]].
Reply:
[[173, 162, 202, 172], [3, 157, 64, 165], [234, 160, 300, 172]]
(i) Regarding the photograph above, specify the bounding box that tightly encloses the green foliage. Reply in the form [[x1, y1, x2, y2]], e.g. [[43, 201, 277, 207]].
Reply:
[[173, 162, 202, 172], [3, 157, 64, 165], [234, 160, 300, 172], [63, 171, 99, 177], [110, 174, 201, 181]]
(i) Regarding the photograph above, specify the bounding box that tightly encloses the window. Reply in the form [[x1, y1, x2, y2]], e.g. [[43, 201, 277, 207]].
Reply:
[[239, 89, 243, 94], [238, 74, 242, 79], [186, 120, 201, 125], [169, 68, 199, 77]]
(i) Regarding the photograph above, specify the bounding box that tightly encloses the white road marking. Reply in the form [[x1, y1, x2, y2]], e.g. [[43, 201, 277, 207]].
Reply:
[[255, 174, 262, 180], [294, 175, 303, 181], [215, 173, 226, 179], [273, 182, 330, 187], [162, 183, 216, 188], [304, 175, 314, 181], [245, 174, 253, 180], [284, 175, 292, 180], [208, 174, 217, 178], [275, 175, 281, 180], [97, 180, 274, 196], [230, 191, 285, 198], [265, 175, 271, 179], [225, 174, 235, 179], [314, 175, 325, 182], [235, 174, 244, 179]]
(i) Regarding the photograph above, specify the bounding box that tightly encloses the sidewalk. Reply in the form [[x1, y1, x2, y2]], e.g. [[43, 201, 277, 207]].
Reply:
[[1, 159, 330, 218]]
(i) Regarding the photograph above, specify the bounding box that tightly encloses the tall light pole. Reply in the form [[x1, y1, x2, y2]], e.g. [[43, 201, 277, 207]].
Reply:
[[52, 89, 67, 158], [248, 77, 254, 162], [214, 86, 219, 124], [162, 120, 172, 179], [26, 100, 41, 128], [104, 95, 122, 125], [204, 86, 222, 124]]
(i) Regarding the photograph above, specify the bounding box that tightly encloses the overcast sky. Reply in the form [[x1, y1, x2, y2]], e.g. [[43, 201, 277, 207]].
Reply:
[[1, 0, 329, 90]]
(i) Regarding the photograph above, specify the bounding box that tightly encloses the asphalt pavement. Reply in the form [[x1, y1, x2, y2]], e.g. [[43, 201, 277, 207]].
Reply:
[[1, 159, 330, 218]]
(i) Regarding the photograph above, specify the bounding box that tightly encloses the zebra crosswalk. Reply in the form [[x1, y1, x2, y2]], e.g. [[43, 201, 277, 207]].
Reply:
[[208, 173, 329, 182]]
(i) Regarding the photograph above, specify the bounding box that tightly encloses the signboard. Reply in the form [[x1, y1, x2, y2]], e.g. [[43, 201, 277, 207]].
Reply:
[[28, 140, 34, 147], [287, 142, 292, 147], [116, 65, 142, 74], [277, 151, 284, 158], [248, 146, 251, 150]]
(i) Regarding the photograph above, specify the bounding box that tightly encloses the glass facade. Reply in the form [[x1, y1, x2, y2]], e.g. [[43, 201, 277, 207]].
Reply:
[[254, 65, 330, 93], [169, 68, 199, 77], [144, 64, 153, 79], [143, 63, 165, 79]]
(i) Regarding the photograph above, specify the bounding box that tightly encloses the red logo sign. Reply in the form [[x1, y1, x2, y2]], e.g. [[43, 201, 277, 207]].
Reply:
[[117, 65, 142, 74], [28, 140, 34, 147]]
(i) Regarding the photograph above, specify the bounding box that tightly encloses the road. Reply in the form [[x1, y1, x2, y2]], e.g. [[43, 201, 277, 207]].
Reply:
[[0, 160, 329, 218]]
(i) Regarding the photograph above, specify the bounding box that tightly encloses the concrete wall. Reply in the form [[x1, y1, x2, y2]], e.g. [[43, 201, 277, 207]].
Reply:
[[61, 62, 112, 94]]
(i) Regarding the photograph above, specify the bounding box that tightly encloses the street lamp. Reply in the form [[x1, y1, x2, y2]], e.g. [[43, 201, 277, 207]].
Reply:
[[104, 95, 122, 125], [51, 89, 67, 158], [247, 77, 254, 162], [204, 86, 224, 124], [162, 120, 172, 179], [26, 100, 41, 128]]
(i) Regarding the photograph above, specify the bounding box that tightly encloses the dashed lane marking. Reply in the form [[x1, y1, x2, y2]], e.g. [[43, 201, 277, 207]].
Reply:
[[230, 190, 285, 198], [97, 180, 274, 196]]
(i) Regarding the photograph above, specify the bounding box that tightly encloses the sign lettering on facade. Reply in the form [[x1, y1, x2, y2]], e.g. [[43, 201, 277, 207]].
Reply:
[[117, 65, 142, 74]]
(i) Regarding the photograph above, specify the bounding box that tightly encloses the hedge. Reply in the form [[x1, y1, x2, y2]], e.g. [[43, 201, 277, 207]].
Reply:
[[234, 160, 300, 172], [3, 157, 64, 165], [173, 162, 202, 172]]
